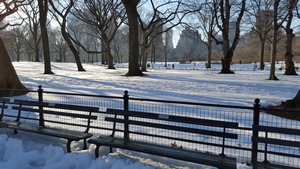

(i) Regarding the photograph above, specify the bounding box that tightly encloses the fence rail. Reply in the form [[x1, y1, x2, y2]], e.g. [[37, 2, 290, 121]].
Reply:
[[1, 86, 300, 168]]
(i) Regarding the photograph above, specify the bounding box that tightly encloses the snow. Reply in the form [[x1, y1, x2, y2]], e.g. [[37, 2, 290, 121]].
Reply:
[[0, 61, 299, 169]]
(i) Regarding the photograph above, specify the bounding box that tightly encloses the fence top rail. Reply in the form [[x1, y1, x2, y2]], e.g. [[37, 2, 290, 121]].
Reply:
[[0, 88, 35, 93], [0, 97, 10, 102], [261, 107, 300, 113], [1, 87, 255, 111], [41, 91, 124, 100], [128, 97, 255, 110]]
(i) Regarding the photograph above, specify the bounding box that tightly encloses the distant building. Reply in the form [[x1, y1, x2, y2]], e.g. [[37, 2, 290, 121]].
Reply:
[[166, 29, 173, 50], [176, 26, 201, 49], [174, 26, 206, 62]]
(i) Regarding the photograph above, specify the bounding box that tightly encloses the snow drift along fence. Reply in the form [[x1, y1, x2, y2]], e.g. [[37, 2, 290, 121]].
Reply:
[[1, 85, 300, 168]]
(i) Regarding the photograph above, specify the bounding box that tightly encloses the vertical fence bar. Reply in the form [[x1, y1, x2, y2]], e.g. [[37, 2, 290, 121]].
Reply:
[[123, 90, 129, 140], [251, 98, 261, 168], [220, 127, 226, 156], [263, 132, 268, 163], [37, 85, 45, 126]]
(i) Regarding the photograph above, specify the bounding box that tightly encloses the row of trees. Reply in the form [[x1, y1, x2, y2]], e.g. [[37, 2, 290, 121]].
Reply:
[[188, 0, 299, 79], [0, 0, 299, 95]]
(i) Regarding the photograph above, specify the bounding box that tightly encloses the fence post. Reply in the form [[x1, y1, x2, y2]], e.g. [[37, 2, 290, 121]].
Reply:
[[251, 98, 261, 167], [37, 85, 45, 126], [123, 90, 129, 140]]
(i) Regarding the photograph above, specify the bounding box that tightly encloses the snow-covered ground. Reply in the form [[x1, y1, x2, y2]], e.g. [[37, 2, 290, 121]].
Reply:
[[0, 62, 299, 169]]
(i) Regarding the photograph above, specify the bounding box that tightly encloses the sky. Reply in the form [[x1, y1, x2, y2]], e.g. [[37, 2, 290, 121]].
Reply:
[[0, 61, 299, 169]]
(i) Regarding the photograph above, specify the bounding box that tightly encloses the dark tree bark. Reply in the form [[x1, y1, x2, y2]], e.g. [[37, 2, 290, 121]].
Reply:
[[122, 0, 144, 76], [214, 0, 246, 74], [0, 0, 28, 96], [0, 37, 27, 96], [280, 90, 300, 108], [284, 0, 298, 76], [268, 0, 281, 80], [38, 0, 53, 74]]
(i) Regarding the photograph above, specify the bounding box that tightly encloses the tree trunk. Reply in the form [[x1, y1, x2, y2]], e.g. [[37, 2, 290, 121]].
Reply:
[[107, 44, 115, 69], [141, 47, 150, 72], [38, 0, 53, 74], [206, 36, 212, 68], [269, 38, 279, 80], [221, 34, 234, 73], [284, 0, 297, 76], [221, 56, 234, 73], [141, 34, 150, 72], [122, 0, 143, 76], [61, 19, 85, 71], [284, 25, 297, 75], [0, 37, 27, 96], [280, 90, 300, 108], [33, 24, 40, 62], [259, 38, 265, 70], [217, 0, 245, 74], [101, 39, 106, 64], [268, 0, 279, 80]]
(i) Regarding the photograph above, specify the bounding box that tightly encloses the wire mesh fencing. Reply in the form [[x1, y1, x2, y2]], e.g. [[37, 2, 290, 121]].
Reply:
[[1, 86, 300, 168]]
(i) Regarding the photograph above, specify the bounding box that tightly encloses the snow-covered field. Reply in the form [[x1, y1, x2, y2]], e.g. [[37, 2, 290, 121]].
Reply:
[[0, 62, 299, 169]]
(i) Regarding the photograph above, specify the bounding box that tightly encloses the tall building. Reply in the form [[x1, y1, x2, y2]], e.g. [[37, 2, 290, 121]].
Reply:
[[166, 29, 173, 50], [173, 26, 206, 62], [176, 26, 200, 49]]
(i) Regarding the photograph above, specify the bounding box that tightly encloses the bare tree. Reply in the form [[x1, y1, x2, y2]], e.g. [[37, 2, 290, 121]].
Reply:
[[0, 0, 28, 96], [19, 0, 41, 62], [50, 29, 68, 62], [213, 0, 246, 74], [9, 27, 27, 61], [138, 0, 190, 71], [49, 0, 86, 71], [247, 0, 273, 70], [268, 0, 288, 80], [74, 0, 126, 69], [192, 0, 218, 68], [122, 0, 144, 76], [284, 0, 298, 75]]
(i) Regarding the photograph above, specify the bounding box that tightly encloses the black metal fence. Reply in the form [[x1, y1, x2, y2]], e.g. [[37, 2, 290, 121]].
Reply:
[[1, 86, 300, 168]]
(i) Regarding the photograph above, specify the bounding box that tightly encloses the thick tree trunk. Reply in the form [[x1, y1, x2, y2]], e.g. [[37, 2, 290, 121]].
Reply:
[[217, 0, 245, 74], [141, 47, 149, 72], [281, 90, 300, 108], [107, 45, 115, 69], [220, 36, 234, 73], [38, 0, 53, 74], [284, 0, 297, 76], [0, 37, 27, 96], [284, 25, 297, 75], [122, 0, 143, 76], [221, 56, 234, 74], [285, 53, 297, 75]]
